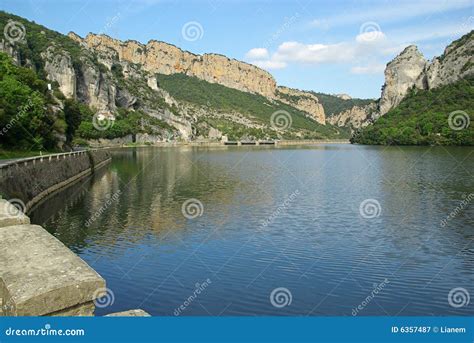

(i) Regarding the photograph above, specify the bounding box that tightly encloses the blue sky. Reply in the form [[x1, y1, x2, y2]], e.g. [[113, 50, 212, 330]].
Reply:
[[1, 0, 473, 98]]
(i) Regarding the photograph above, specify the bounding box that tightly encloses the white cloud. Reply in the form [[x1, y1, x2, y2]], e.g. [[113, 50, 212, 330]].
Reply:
[[250, 60, 287, 69], [245, 48, 269, 60], [351, 64, 386, 74], [272, 41, 354, 64], [355, 31, 386, 44], [246, 30, 391, 71]]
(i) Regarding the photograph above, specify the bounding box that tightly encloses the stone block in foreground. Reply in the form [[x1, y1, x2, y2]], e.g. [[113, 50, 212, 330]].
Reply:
[[0, 224, 105, 316], [0, 200, 30, 228], [105, 309, 151, 317]]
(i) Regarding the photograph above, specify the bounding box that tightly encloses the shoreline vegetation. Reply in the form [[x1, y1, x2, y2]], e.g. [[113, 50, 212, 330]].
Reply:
[[352, 76, 474, 146]]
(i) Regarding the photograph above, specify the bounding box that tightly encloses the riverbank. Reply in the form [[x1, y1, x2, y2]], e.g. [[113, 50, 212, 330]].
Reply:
[[0, 148, 153, 317], [0, 149, 111, 213]]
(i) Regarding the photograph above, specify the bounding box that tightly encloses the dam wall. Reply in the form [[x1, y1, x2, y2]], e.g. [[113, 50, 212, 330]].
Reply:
[[0, 150, 111, 213]]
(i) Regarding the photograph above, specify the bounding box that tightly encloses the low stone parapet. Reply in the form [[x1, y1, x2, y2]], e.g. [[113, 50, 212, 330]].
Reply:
[[0, 149, 111, 213], [0, 224, 105, 316]]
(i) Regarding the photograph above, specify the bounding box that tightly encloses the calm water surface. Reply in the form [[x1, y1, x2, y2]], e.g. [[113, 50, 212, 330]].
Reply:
[[30, 144, 474, 316]]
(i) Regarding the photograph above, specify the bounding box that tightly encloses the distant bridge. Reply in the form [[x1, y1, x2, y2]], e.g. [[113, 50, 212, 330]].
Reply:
[[223, 139, 349, 146]]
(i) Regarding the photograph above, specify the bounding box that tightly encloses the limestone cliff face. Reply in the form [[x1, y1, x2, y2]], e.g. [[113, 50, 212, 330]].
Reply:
[[0, 39, 20, 65], [70, 33, 277, 99], [335, 31, 473, 128], [328, 103, 377, 128], [41, 46, 76, 98], [379, 31, 473, 116], [420, 33, 474, 89], [276, 86, 325, 124], [378, 45, 427, 116]]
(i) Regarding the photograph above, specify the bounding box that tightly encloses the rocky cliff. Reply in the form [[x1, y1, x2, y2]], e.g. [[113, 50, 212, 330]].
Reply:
[[380, 31, 473, 116], [0, 11, 345, 147], [275, 86, 325, 124], [378, 45, 427, 116], [69, 33, 326, 124], [331, 31, 473, 128], [70, 33, 277, 99], [327, 103, 377, 128]]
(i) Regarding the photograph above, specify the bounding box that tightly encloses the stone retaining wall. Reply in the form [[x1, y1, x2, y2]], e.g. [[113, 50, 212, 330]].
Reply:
[[0, 200, 105, 316], [0, 150, 111, 213]]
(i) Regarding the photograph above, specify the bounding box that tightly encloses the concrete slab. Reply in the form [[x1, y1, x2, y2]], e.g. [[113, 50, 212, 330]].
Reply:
[[0, 224, 105, 316], [0, 200, 30, 228], [105, 309, 151, 317]]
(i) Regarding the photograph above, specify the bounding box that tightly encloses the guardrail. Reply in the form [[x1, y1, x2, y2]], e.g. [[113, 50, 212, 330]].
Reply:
[[0, 149, 101, 170]]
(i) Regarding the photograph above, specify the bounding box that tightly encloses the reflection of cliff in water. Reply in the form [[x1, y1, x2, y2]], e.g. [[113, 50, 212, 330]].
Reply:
[[30, 147, 246, 254]]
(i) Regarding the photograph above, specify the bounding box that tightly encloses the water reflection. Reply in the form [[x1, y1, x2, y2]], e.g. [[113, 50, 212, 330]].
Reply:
[[29, 145, 474, 316]]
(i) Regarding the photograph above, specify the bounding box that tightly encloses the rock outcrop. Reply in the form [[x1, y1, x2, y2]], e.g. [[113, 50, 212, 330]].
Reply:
[[420, 33, 474, 89], [379, 31, 473, 116], [328, 102, 377, 128], [334, 31, 473, 128], [378, 45, 427, 116], [276, 86, 325, 124], [41, 46, 76, 98], [336, 94, 351, 100], [69, 33, 277, 99]]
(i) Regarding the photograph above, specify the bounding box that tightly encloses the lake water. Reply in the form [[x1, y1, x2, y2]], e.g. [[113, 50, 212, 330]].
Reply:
[[29, 144, 474, 316]]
